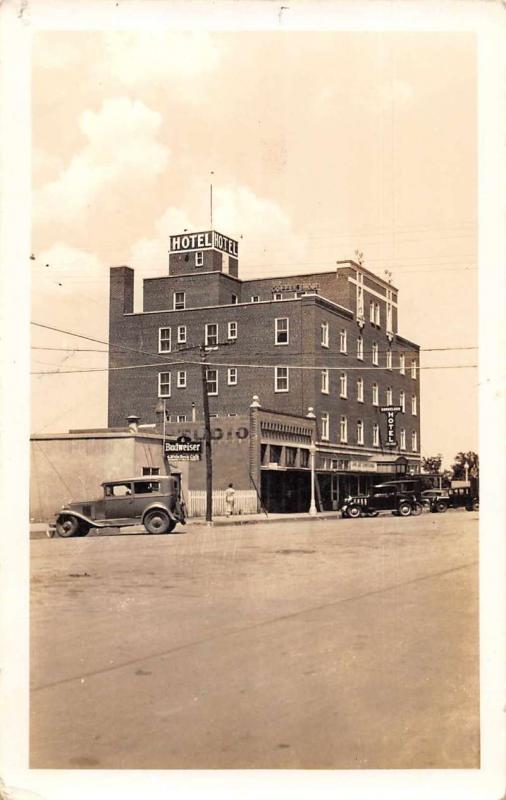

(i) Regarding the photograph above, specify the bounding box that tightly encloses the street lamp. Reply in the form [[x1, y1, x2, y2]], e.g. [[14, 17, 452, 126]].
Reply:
[[307, 407, 317, 516]]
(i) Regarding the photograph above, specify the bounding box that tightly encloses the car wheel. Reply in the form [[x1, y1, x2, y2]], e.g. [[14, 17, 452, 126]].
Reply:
[[55, 515, 80, 538], [398, 502, 412, 517], [347, 506, 362, 519], [470, 500, 479, 512], [144, 510, 171, 534], [411, 503, 423, 516], [436, 500, 448, 513]]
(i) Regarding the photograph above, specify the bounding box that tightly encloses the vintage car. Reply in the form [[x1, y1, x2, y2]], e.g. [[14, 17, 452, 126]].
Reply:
[[341, 480, 423, 519], [48, 474, 186, 538], [422, 486, 479, 513]]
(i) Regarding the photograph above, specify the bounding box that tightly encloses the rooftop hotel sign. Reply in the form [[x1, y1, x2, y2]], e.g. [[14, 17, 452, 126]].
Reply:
[[170, 230, 239, 258]]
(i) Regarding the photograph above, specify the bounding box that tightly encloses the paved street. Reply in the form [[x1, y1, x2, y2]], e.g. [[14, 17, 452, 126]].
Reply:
[[30, 512, 479, 770]]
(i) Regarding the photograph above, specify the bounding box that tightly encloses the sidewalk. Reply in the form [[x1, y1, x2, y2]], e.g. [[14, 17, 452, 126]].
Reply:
[[30, 511, 340, 538]]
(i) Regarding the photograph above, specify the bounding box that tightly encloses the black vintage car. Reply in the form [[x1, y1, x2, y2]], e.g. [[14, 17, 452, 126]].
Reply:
[[341, 480, 423, 519], [422, 486, 479, 513], [48, 475, 186, 538]]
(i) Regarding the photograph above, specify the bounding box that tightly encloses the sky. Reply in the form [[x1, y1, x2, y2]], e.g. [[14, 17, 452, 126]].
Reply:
[[31, 30, 478, 468]]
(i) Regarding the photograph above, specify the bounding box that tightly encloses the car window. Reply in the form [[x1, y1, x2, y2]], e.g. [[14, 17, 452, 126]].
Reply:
[[133, 481, 160, 494], [107, 484, 132, 497]]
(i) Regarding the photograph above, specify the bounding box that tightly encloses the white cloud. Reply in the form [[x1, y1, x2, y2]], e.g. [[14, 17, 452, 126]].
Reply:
[[34, 97, 169, 228], [101, 32, 220, 87]]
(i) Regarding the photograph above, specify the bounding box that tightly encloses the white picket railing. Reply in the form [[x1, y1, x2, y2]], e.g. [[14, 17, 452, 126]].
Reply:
[[186, 490, 258, 518]]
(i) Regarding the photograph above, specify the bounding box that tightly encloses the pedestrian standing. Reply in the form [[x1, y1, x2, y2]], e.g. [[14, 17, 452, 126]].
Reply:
[[225, 482, 236, 517]]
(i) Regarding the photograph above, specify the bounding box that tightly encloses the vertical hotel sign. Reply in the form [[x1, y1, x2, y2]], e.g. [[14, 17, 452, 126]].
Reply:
[[169, 230, 239, 257], [380, 406, 402, 447]]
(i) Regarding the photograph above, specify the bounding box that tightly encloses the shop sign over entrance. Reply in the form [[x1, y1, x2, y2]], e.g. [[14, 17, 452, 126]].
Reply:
[[165, 435, 202, 461], [380, 406, 402, 447]]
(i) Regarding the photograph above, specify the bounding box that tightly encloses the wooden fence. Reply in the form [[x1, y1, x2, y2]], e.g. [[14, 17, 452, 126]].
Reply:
[[186, 490, 258, 518]]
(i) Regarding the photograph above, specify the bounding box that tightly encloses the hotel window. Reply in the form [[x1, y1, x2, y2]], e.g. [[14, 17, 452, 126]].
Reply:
[[159, 327, 171, 353], [386, 289, 393, 334], [339, 328, 347, 353], [400, 428, 406, 451], [373, 423, 380, 447], [340, 415, 348, 443], [173, 291, 185, 310], [251, 295, 260, 303], [357, 336, 364, 361], [176, 370, 186, 389], [340, 372, 347, 399], [386, 386, 393, 405], [231, 294, 238, 304], [370, 301, 375, 323], [386, 348, 392, 370], [228, 321, 237, 340], [357, 377, 364, 402], [273, 292, 282, 301], [372, 341, 379, 365], [411, 395, 417, 415], [321, 321, 329, 348], [227, 368, 238, 386], [374, 303, 380, 326], [275, 317, 289, 345], [321, 369, 329, 394], [275, 366, 289, 393], [357, 419, 364, 445], [205, 323, 218, 347], [195, 251, 204, 267], [321, 413, 329, 441], [372, 382, 379, 406], [158, 371, 171, 398], [400, 353, 406, 375], [177, 325, 186, 344], [300, 449, 309, 468], [411, 360, 418, 379], [411, 431, 418, 451], [400, 390, 405, 413], [206, 368, 218, 396], [177, 415, 187, 423]]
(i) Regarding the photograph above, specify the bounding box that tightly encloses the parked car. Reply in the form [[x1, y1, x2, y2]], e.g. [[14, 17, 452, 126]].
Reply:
[[48, 475, 186, 538], [422, 486, 479, 513], [341, 480, 423, 519]]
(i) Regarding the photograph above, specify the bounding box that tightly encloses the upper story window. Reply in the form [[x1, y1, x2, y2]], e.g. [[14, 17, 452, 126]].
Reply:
[[227, 367, 238, 386], [411, 395, 417, 415], [275, 317, 289, 345], [386, 348, 392, 370], [339, 372, 347, 399], [372, 382, 379, 406], [356, 419, 364, 445], [372, 342, 379, 365], [177, 325, 186, 344], [339, 329, 347, 354], [251, 295, 260, 303], [158, 371, 171, 398], [142, 467, 160, 476], [195, 251, 204, 267], [356, 272, 364, 318], [173, 291, 185, 310], [159, 327, 171, 353], [400, 428, 406, 451], [273, 292, 282, 301], [374, 303, 380, 326], [373, 423, 380, 447], [231, 294, 238, 304], [386, 288, 393, 334], [321, 321, 329, 348], [400, 390, 406, 413], [228, 321, 237, 340], [357, 336, 364, 361], [400, 353, 406, 375], [205, 323, 218, 348], [321, 369, 329, 394], [177, 370, 186, 389], [177, 415, 187, 423], [321, 413, 329, 441], [357, 377, 364, 402], [275, 366, 289, 393], [206, 368, 218, 396], [411, 360, 418, 380], [386, 386, 393, 405], [340, 415, 348, 443], [411, 430, 418, 451], [369, 301, 375, 323]]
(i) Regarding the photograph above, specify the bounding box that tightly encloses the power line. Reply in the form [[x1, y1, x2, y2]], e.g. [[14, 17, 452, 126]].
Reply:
[[30, 344, 479, 354]]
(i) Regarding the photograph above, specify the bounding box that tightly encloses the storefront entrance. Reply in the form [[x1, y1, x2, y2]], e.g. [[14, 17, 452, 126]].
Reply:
[[261, 469, 311, 513]]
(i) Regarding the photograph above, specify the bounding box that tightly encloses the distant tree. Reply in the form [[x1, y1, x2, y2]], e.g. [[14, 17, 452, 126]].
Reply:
[[452, 451, 479, 480], [421, 454, 442, 474]]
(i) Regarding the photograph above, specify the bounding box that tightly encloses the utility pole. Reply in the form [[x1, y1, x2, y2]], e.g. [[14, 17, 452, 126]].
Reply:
[[200, 345, 213, 523]]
